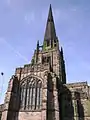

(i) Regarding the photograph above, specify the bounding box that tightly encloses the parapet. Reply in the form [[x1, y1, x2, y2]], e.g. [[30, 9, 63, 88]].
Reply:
[[65, 81, 88, 88], [15, 63, 50, 75]]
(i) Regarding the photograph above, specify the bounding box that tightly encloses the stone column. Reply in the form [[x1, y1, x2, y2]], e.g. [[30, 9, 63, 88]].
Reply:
[[41, 72, 48, 120], [52, 76, 60, 120]]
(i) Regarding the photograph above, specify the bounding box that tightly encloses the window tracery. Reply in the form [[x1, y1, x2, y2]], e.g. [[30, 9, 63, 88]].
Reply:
[[20, 77, 42, 111]]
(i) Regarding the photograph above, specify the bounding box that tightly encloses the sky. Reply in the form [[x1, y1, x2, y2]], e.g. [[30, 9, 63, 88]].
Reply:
[[0, 0, 90, 103]]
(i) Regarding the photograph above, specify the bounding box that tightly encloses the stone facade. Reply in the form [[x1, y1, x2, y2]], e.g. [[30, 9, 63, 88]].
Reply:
[[60, 82, 90, 120], [0, 4, 90, 120], [0, 104, 4, 120]]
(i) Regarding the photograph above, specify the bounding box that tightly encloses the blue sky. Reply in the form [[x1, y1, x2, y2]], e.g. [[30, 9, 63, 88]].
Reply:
[[0, 0, 90, 103]]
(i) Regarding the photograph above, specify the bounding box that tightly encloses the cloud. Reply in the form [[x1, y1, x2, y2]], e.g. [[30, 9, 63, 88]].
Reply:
[[5, 40, 29, 62], [0, 37, 29, 62], [24, 12, 35, 24]]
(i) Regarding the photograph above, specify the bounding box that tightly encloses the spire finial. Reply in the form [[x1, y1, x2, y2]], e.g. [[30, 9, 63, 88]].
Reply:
[[48, 4, 53, 22], [61, 47, 63, 54], [61, 47, 64, 58]]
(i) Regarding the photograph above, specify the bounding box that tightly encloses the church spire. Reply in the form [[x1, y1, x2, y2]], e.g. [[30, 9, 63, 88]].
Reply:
[[47, 4, 54, 23], [43, 4, 58, 50], [44, 4, 56, 41]]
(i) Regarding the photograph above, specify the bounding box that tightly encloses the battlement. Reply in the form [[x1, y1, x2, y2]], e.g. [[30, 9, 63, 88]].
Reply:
[[63, 81, 90, 99], [15, 63, 50, 74], [65, 81, 88, 88]]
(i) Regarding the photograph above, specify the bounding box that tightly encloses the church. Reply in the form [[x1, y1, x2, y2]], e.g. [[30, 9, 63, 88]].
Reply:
[[0, 4, 90, 120]]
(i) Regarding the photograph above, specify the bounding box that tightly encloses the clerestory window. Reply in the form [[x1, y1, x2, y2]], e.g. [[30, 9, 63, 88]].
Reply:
[[20, 77, 42, 111]]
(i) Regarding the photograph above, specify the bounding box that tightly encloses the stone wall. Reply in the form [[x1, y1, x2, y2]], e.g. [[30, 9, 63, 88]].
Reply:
[[61, 82, 90, 120], [0, 104, 4, 120], [15, 49, 61, 81], [18, 111, 41, 120]]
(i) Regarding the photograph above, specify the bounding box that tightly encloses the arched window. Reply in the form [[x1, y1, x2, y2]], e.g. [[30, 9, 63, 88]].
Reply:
[[20, 77, 42, 110]]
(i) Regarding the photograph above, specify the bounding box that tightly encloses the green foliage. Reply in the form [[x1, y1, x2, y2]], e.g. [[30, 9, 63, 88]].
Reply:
[[43, 40, 52, 51]]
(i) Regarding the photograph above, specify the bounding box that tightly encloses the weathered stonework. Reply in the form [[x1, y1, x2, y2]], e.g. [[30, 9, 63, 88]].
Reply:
[[0, 4, 90, 120], [18, 112, 42, 120]]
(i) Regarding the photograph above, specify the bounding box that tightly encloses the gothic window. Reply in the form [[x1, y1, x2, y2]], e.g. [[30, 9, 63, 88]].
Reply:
[[47, 56, 51, 63], [36, 85, 39, 108], [54, 39, 56, 43], [26, 87, 29, 108], [47, 40, 50, 46], [42, 56, 51, 64], [20, 84, 26, 109], [20, 77, 42, 111], [54, 39, 57, 47], [43, 56, 47, 63]]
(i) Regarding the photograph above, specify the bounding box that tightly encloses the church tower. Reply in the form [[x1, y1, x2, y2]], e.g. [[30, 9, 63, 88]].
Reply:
[[1, 4, 66, 120]]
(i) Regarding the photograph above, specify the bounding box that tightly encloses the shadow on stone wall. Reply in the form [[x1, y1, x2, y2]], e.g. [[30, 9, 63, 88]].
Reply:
[[0, 114, 1, 120], [74, 91, 84, 120], [56, 78, 85, 120], [58, 83, 74, 120], [7, 76, 19, 120], [47, 73, 55, 120], [0, 104, 3, 120]]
